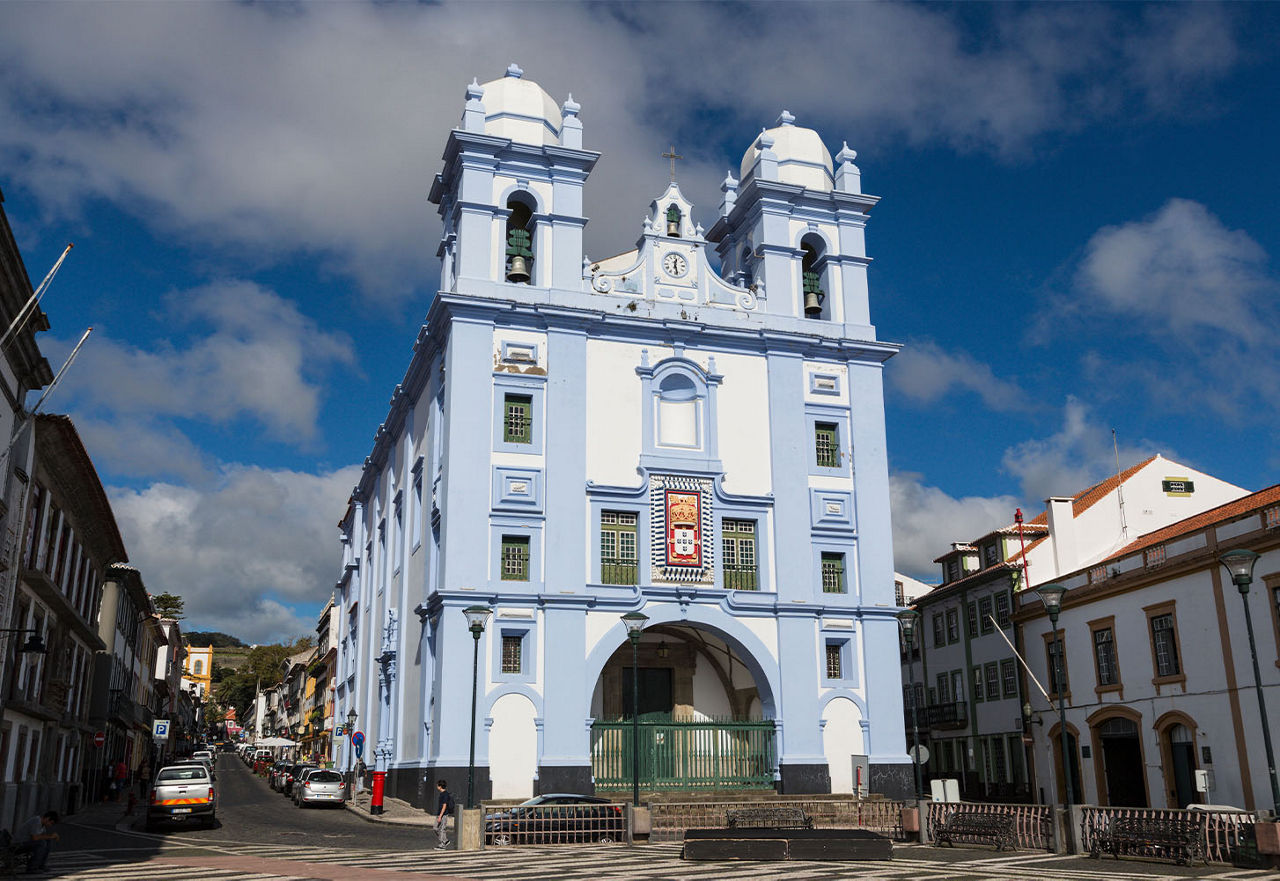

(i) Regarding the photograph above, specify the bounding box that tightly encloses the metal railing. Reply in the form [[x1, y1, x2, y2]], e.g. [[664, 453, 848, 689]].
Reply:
[[650, 798, 907, 843], [722, 564, 758, 591], [591, 718, 775, 790], [482, 801, 627, 847], [927, 801, 1053, 850], [1079, 805, 1252, 865], [600, 557, 637, 586], [922, 701, 968, 729]]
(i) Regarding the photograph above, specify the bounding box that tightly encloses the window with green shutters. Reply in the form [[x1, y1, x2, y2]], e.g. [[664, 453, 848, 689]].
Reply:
[[503, 393, 533, 444], [600, 511, 638, 585], [820, 552, 845, 593], [501, 535, 530, 581], [814, 422, 840, 468], [722, 519, 758, 590]]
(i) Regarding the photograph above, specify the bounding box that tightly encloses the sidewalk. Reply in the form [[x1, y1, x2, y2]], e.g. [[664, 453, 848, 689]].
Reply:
[[63, 792, 143, 833], [344, 788, 433, 828]]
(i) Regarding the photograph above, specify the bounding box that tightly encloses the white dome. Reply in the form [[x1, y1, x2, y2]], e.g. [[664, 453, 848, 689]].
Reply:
[[481, 65, 562, 146], [739, 115, 833, 192]]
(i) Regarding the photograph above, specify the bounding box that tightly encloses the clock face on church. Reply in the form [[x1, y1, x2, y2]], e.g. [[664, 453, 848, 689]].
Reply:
[[662, 252, 688, 278]]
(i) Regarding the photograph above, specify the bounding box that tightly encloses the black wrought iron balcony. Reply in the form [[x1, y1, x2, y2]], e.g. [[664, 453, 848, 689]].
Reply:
[[923, 701, 968, 730]]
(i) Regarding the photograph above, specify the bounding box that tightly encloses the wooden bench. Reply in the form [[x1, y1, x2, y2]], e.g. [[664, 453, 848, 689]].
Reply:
[[726, 807, 814, 830], [1090, 815, 1205, 866], [933, 811, 1016, 851]]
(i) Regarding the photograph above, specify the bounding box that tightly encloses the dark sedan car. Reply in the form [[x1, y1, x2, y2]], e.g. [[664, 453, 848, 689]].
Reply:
[[282, 763, 317, 797], [484, 794, 624, 845]]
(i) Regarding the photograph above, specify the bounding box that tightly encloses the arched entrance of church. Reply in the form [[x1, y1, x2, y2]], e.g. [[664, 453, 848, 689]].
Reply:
[[1091, 713, 1149, 807], [588, 622, 776, 792]]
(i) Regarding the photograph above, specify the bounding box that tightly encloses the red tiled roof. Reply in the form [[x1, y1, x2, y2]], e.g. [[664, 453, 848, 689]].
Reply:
[[1023, 455, 1161, 528], [1104, 484, 1280, 561]]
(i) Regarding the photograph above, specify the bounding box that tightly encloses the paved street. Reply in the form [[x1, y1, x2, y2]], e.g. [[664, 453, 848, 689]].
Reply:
[[37, 755, 1278, 880]]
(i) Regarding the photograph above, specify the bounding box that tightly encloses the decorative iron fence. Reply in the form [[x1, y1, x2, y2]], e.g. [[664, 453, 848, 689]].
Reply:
[[650, 798, 907, 843], [722, 564, 758, 590], [482, 801, 627, 847], [1079, 806, 1253, 865], [591, 718, 775, 790], [600, 557, 637, 586], [926, 801, 1054, 851]]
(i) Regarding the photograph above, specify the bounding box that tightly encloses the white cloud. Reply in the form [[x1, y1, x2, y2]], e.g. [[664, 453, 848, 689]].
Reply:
[[888, 339, 1029, 411], [108, 463, 361, 645], [0, 3, 1244, 295], [1001, 397, 1164, 502], [890, 472, 1020, 580], [46, 280, 354, 462], [1075, 199, 1274, 343]]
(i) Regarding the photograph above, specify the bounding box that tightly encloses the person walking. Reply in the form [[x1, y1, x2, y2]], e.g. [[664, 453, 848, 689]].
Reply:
[[111, 759, 128, 802], [434, 779, 455, 850]]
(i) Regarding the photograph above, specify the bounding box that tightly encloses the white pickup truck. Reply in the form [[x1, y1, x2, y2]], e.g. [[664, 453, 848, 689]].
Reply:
[[148, 763, 216, 830]]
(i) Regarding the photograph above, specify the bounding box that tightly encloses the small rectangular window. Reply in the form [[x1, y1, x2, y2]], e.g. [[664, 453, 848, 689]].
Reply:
[[972, 666, 984, 703], [825, 643, 842, 680], [600, 511, 638, 585], [501, 536, 530, 581], [966, 603, 979, 639], [1047, 638, 1068, 695], [814, 422, 840, 468], [932, 614, 945, 648], [503, 394, 533, 444], [995, 592, 1012, 628], [501, 635, 523, 674], [1093, 627, 1118, 686], [935, 673, 950, 704], [946, 608, 959, 643], [1150, 613, 1180, 677], [979, 596, 994, 634], [982, 543, 1000, 568], [984, 662, 1000, 701], [722, 519, 758, 590], [820, 552, 845, 593], [1000, 658, 1017, 698]]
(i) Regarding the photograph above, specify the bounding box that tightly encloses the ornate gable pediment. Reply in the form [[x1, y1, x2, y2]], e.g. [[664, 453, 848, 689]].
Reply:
[[586, 182, 759, 312]]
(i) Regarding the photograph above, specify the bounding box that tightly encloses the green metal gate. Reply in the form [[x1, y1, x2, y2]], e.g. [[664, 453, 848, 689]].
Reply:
[[590, 717, 776, 790]]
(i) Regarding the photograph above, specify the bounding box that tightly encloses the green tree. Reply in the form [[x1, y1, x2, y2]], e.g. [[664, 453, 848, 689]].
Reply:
[[151, 592, 185, 619]]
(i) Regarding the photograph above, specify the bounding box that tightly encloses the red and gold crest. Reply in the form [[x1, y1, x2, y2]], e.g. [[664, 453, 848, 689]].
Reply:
[[664, 489, 702, 567]]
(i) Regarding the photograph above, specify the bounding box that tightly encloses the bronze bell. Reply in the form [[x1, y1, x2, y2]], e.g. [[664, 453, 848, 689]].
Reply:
[[666, 216, 680, 236], [804, 290, 824, 316], [507, 255, 531, 284]]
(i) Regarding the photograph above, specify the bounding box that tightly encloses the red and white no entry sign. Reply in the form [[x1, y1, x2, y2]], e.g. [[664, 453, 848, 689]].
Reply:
[[93, 731, 105, 748]]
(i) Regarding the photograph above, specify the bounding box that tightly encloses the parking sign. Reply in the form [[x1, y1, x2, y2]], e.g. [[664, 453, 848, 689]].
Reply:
[[152, 719, 170, 741]]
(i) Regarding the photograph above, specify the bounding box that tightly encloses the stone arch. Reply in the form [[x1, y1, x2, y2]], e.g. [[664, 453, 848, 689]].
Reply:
[[1086, 705, 1150, 807], [487, 692, 538, 800], [1153, 710, 1200, 808], [821, 696, 864, 794], [1046, 720, 1084, 806], [583, 605, 779, 719]]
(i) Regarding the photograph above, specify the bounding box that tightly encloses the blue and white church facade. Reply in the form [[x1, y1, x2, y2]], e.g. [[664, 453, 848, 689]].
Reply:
[[334, 64, 911, 806]]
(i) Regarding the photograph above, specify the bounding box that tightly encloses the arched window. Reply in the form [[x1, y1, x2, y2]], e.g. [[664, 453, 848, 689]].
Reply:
[[666, 204, 682, 237], [657, 373, 698, 447], [193, 659, 203, 676], [801, 236, 827, 320], [505, 195, 535, 284]]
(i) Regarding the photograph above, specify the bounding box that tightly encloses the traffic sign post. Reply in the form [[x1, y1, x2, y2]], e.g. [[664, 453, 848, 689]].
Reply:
[[152, 719, 170, 742], [92, 731, 105, 749], [352, 730, 365, 760]]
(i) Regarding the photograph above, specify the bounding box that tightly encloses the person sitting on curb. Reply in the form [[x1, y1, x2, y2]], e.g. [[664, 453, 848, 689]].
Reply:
[[15, 810, 59, 875]]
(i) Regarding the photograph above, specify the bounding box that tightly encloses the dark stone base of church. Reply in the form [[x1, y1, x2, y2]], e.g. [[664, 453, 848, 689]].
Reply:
[[776, 764, 831, 794], [869, 763, 914, 802], [682, 828, 893, 862], [536, 765, 594, 795], [386, 766, 427, 808], [406, 765, 490, 809]]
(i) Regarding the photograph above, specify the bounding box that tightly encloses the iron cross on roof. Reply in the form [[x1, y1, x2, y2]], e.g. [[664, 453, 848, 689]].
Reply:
[[662, 145, 684, 181]]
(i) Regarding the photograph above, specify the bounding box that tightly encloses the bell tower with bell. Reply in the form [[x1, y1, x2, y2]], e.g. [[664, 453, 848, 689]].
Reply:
[[708, 111, 877, 329], [429, 63, 599, 293]]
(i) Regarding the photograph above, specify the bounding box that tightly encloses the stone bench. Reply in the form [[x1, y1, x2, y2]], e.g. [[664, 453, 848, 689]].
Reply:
[[725, 806, 814, 830]]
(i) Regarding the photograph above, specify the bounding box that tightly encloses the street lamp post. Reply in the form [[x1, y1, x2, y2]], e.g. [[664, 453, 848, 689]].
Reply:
[[463, 606, 492, 810], [1219, 549, 1280, 815], [1036, 583, 1072, 807], [896, 609, 924, 800], [345, 708, 358, 800], [621, 611, 649, 808]]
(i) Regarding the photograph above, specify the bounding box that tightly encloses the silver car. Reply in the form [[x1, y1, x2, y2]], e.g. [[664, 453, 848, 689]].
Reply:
[[148, 764, 216, 830], [295, 768, 345, 807]]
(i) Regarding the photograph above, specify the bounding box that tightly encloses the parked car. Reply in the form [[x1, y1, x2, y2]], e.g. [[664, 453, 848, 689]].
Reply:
[[290, 767, 322, 804], [282, 763, 317, 797], [148, 763, 216, 831], [295, 768, 345, 807], [484, 794, 624, 845], [269, 761, 291, 790]]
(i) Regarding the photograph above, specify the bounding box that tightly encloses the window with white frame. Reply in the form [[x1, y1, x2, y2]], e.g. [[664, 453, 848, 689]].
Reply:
[[1000, 658, 1017, 698], [600, 511, 638, 585], [995, 592, 1012, 628], [722, 519, 757, 590], [1150, 613, 1181, 677], [501, 536, 530, 581]]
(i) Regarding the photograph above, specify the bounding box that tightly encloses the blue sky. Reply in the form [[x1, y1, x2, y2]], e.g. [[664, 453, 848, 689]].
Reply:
[[2, 2, 1277, 643]]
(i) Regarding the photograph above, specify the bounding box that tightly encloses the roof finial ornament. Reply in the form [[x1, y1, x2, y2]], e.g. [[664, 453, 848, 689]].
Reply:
[[506, 62, 524, 79], [662, 145, 684, 182], [836, 141, 857, 164], [776, 110, 796, 127]]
